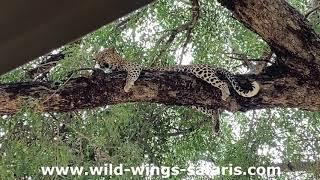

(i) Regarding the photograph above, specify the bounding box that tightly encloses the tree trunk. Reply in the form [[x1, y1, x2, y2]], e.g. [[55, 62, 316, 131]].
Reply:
[[218, 0, 320, 63]]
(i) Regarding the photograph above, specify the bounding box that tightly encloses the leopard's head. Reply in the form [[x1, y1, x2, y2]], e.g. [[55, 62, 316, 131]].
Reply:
[[93, 47, 122, 69]]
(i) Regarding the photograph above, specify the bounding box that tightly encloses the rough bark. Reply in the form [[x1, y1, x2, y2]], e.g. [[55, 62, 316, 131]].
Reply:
[[218, 0, 320, 62], [273, 161, 320, 174], [1, 0, 320, 114], [218, 0, 320, 85], [0, 65, 320, 115]]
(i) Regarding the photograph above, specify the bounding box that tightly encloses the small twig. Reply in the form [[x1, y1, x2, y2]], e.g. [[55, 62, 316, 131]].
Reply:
[[152, 32, 178, 65], [153, 0, 200, 64], [165, 119, 207, 137], [115, 9, 146, 31], [41, 68, 100, 104], [226, 49, 274, 74], [65, 67, 101, 78], [178, 29, 192, 65], [305, 5, 320, 18], [178, 0, 192, 5], [41, 74, 74, 104], [224, 53, 272, 63], [26, 52, 65, 80], [227, 55, 271, 63]]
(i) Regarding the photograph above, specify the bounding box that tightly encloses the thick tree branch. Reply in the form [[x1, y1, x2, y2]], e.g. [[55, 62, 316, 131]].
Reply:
[[218, 0, 320, 63], [1, 64, 320, 115]]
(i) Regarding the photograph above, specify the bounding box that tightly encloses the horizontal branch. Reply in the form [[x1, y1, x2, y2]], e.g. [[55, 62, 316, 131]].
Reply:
[[1, 67, 320, 115]]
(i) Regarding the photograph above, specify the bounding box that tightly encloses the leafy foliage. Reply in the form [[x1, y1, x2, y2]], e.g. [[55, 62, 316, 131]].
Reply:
[[0, 0, 320, 179]]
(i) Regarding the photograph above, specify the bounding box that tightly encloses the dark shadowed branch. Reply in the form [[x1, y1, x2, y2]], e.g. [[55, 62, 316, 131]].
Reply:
[[1, 63, 320, 115]]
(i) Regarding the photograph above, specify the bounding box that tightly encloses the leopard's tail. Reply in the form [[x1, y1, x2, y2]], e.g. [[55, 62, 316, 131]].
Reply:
[[221, 71, 260, 97]]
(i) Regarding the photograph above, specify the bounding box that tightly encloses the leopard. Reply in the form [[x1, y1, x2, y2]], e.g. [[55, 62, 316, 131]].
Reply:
[[93, 47, 260, 101], [93, 47, 260, 129]]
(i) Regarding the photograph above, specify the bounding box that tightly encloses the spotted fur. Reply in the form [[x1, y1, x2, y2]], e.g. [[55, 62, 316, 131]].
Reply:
[[93, 48, 260, 100], [94, 48, 142, 92]]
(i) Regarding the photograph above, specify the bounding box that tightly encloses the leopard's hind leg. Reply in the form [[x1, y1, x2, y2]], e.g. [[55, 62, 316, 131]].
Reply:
[[123, 63, 142, 92], [190, 66, 230, 100]]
